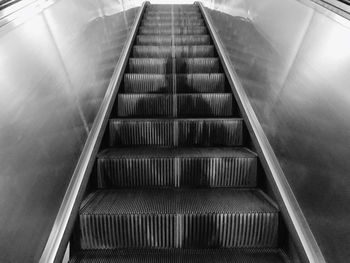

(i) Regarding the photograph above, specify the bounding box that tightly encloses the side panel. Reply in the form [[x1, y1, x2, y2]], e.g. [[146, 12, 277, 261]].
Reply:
[[205, 0, 350, 262], [0, 0, 140, 262]]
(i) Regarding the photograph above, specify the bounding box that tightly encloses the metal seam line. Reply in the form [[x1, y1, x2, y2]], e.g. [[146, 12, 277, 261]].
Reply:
[[197, 2, 326, 263], [39, 3, 147, 263], [172, 4, 178, 147]]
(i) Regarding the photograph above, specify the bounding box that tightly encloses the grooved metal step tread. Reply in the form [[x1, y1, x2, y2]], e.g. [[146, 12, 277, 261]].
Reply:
[[132, 45, 215, 58], [109, 118, 243, 146], [142, 21, 204, 27], [69, 249, 289, 263], [136, 35, 211, 45], [176, 58, 221, 73], [81, 189, 277, 214], [96, 147, 257, 188], [117, 93, 234, 117], [128, 58, 171, 74], [78, 189, 279, 249], [124, 74, 225, 93], [98, 147, 256, 159], [142, 17, 203, 22], [139, 26, 207, 35]]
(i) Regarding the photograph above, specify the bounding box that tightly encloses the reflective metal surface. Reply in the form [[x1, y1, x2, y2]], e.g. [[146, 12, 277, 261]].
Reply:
[[0, 0, 140, 262], [40, 3, 146, 262], [203, 1, 350, 262]]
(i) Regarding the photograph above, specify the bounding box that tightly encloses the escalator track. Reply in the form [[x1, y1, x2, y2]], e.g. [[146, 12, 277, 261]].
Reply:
[[68, 4, 290, 262]]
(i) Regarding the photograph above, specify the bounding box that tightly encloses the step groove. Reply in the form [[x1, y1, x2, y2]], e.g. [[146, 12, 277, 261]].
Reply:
[[109, 119, 243, 146], [97, 147, 257, 188], [79, 189, 279, 249]]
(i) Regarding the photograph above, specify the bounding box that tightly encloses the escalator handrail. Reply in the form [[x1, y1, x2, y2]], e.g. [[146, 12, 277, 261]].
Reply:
[[197, 2, 326, 263], [38, 2, 148, 263]]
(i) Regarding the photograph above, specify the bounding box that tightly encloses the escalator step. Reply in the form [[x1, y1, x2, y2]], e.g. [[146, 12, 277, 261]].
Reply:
[[117, 94, 172, 117], [128, 58, 171, 74], [97, 147, 257, 188], [139, 26, 207, 35], [109, 118, 243, 146], [142, 20, 204, 27], [132, 46, 172, 58], [124, 74, 171, 93], [123, 74, 225, 93], [132, 46, 215, 58], [146, 4, 199, 11], [177, 93, 233, 117], [117, 94, 233, 117], [176, 73, 225, 93], [78, 189, 278, 249], [136, 35, 211, 45], [69, 249, 288, 263], [178, 119, 243, 146], [142, 14, 203, 23], [144, 12, 201, 16], [142, 17, 203, 22], [136, 35, 172, 45], [176, 58, 221, 73], [175, 46, 215, 57]]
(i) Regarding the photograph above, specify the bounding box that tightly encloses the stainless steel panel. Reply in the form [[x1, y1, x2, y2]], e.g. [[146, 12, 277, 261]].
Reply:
[[0, 0, 140, 262], [204, 1, 350, 262]]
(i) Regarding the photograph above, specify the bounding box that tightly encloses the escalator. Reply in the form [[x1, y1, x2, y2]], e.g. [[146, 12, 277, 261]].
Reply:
[[68, 4, 291, 262]]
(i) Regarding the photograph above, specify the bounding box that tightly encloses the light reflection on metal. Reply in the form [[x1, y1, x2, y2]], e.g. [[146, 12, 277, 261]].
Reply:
[[38, 2, 146, 263], [198, 3, 326, 263], [200, 0, 350, 262], [0, 0, 141, 262]]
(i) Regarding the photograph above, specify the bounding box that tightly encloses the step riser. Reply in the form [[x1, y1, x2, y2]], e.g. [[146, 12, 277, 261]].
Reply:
[[117, 94, 233, 117], [177, 74, 225, 93], [142, 21, 204, 26], [97, 157, 257, 188], [79, 213, 278, 249], [124, 74, 171, 93], [109, 120, 243, 146], [117, 95, 172, 117], [142, 18, 203, 23], [128, 59, 220, 74], [177, 58, 220, 73], [136, 36, 211, 46], [132, 46, 215, 58], [177, 94, 232, 117], [128, 59, 172, 74], [123, 74, 225, 93], [139, 27, 207, 35]]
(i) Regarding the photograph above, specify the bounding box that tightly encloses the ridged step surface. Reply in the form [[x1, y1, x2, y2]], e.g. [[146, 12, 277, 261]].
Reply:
[[136, 35, 211, 45], [123, 74, 226, 93], [142, 17, 203, 23], [109, 118, 243, 146], [177, 73, 225, 92], [97, 147, 257, 188], [79, 189, 279, 249], [139, 26, 207, 35], [132, 46, 215, 58], [142, 21, 204, 26], [117, 94, 233, 117], [128, 58, 171, 74], [124, 74, 171, 93], [176, 58, 220, 73], [69, 249, 288, 263]]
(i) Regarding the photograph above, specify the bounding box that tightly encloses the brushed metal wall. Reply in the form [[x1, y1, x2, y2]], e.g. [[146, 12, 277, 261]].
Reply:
[[0, 0, 140, 262], [204, 0, 350, 262]]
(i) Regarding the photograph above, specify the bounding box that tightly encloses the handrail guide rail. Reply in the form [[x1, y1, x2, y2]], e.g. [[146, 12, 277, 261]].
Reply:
[[197, 2, 326, 263], [39, 2, 148, 263]]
